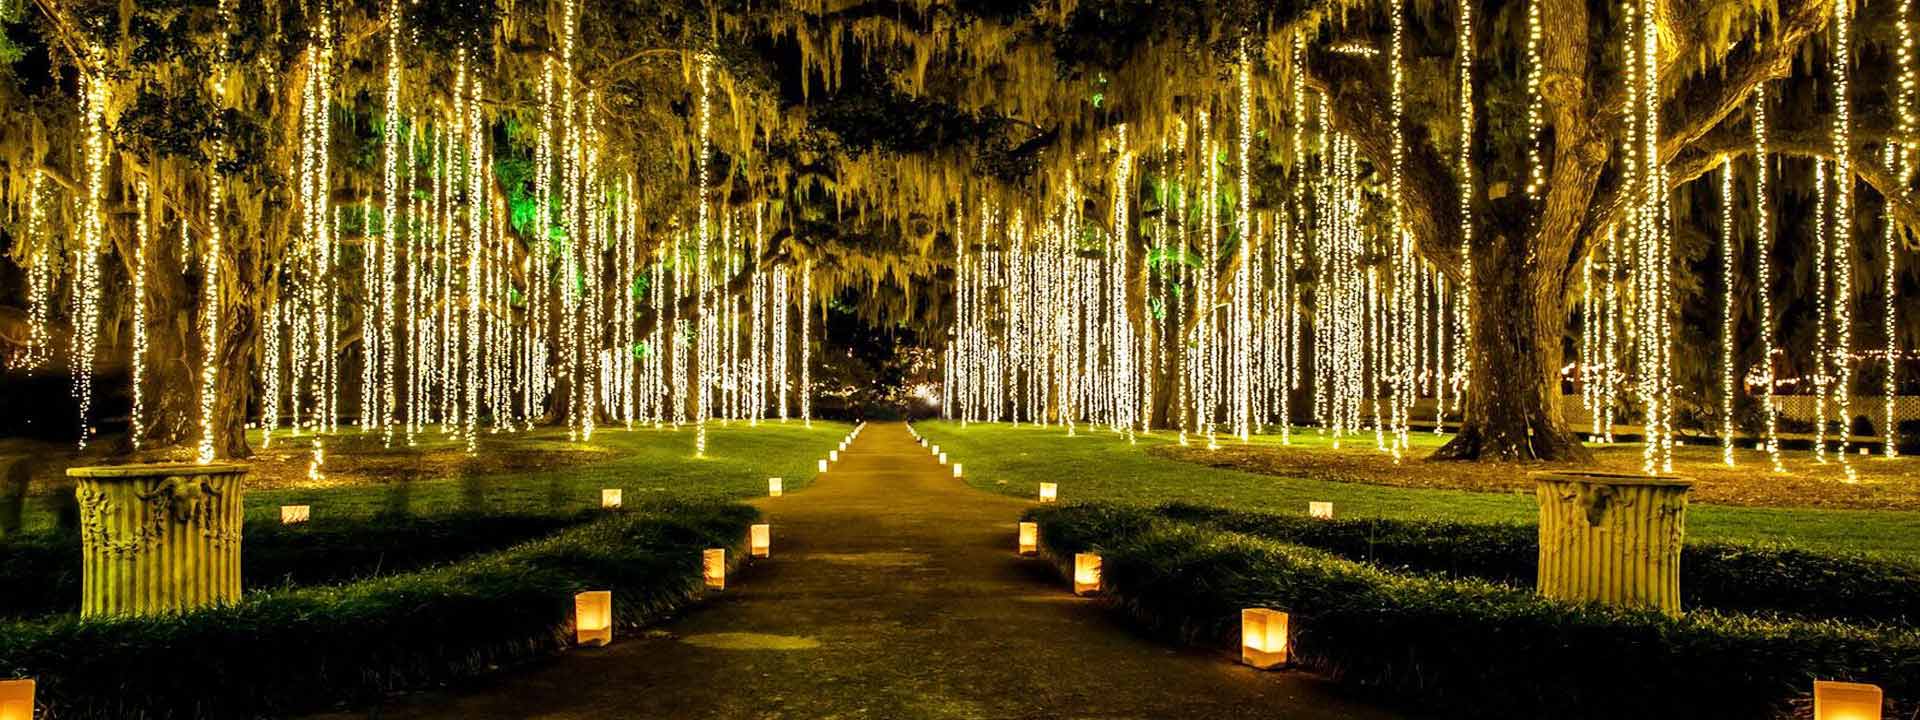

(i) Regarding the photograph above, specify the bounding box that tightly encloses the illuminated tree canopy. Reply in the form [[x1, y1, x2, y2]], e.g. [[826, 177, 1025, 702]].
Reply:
[[0, 0, 1913, 465]]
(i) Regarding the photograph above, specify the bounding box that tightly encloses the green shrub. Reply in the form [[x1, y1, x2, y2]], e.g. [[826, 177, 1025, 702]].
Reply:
[[0, 510, 604, 619], [1155, 502, 1920, 624], [0, 501, 756, 720], [1028, 503, 1920, 719]]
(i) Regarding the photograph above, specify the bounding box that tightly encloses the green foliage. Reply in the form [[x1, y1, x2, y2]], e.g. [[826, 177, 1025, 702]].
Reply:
[[1146, 245, 1197, 270], [1152, 503, 1920, 625], [0, 511, 601, 620], [1027, 503, 1920, 719], [0, 502, 756, 719]]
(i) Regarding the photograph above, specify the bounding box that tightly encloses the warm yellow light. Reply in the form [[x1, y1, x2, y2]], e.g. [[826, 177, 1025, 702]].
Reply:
[[601, 489, 622, 509], [0, 679, 31, 718], [830, 450, 839, 462], [817, 459, 829, 473], [1309, 502, 1333, 519], [768, 477, 783, 497], [1241, 608, 1289, 669], [920, 438, 928, 447], [574, 590, 612, 647], [703, 548, 726, 590], [938, 453, 948, 465], [1813, 680, 1883, 720], [280, 506, 311, 525], [952, 463, 963, 478], [750, 524, 771, 558], [0, 678, 31, 720], [931, 444, 941, 455], [1018, 522, 1038, 555], [1073, 553, 1102, 595], [1038, 483, 1058, 503]]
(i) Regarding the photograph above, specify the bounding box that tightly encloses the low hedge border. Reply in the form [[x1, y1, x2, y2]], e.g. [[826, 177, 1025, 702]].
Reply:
[[0, 500, 757, 719], [0, 510, 606, 620], [1028, 503, 1920, 720], [1156, 502, 1920, 625]]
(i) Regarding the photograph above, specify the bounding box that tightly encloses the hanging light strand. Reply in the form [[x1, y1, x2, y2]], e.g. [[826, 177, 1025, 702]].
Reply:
[[131, 180, 151, 450], [1885, 0, 1915, 458], [73, 68, 109, 450], [1719, 159, 1737, 466], [1752, 85, 1785, 471], [1829, 0, 1858, 477]]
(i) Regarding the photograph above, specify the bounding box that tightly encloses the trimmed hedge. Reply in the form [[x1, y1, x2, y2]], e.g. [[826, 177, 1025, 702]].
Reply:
[[1029, 503, 1920, 720], [0, 510, 603, 619], [1156, 502, 1920, 624], [0, 501, 757, 719]]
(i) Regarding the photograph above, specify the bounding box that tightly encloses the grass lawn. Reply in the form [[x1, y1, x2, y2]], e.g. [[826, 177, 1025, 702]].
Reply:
[[915, 420, 1920, 558], [7, 421, 848, 532]]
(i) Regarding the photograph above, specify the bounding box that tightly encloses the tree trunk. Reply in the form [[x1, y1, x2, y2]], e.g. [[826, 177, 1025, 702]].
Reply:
[[209, 290, 256, 460], [1434, 224, 1592, 463], [133, 245, 199, 452]]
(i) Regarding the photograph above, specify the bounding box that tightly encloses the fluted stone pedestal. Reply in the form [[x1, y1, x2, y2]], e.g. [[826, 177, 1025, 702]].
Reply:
[[66, 463, 248, 617], [1533, 471, 1692, 616]]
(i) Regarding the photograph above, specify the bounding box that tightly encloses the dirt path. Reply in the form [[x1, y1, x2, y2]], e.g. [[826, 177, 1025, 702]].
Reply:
[[332, 422, 1404, 719]]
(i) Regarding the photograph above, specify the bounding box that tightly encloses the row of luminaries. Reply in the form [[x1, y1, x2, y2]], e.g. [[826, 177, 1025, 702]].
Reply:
[[570, 421, 869, 647], [899, 422, 1894, 720]]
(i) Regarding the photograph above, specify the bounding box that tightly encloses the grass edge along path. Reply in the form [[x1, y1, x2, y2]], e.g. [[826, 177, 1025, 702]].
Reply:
[[1026, 502, 1920, 720], [0, 502, 760, 720], [915, 421, 1920, 558]]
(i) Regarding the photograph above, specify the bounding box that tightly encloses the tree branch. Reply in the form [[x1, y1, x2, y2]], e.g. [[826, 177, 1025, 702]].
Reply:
[[1304, 54, 1464, 278]]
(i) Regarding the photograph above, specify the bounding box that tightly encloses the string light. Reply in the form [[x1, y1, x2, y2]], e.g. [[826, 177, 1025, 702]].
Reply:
[[1752, 86, 1785, 471], [1814, 157, 1831, 463], [1234, 45, 1253, 443], [379, 0, 402, 448], [802, 259, 812, 427], [695, 55, 712, 455], [131, 180, 150, 450], [465, 69, 486, 453], [1828, 0, 1858, 478], [1885, 0, 1915, 458], [1582, 252, 1595, 419], [20, 172, 52, 372], [560, 0, 582, 441], [299, 17, 335, 478], [1719, 159, 1737, 466], [1598, 224, 1618, 442], [1451, 0, 1474, 431], [73, 68, 108, 450], [1388, 0, 1412, 460], [1199, 109, 1219, 449], [1114, 124, 1139, 441], [1626, 0, 1674, 474], [1524, 0, 1544, 198]]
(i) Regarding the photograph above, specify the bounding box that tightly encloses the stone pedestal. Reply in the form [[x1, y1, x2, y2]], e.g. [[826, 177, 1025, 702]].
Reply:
[[66, 463, 247, 617], [1533, 471, 1692, 615]]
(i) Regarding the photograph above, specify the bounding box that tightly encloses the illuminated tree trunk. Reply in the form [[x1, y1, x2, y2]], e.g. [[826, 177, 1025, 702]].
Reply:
[[1434, 223, 1591, 462], [112, 222, 199, 453]]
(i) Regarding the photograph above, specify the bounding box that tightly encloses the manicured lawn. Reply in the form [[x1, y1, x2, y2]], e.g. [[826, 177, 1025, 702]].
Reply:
[[249, 422, 847, 520], [9, 421, 848, 532], [916, 420, 1920, 558]]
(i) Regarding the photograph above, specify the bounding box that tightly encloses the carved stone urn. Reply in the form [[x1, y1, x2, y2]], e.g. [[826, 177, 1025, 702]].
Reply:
[[66, 463, 248, 617], [1532, 471, 1692, 616]]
